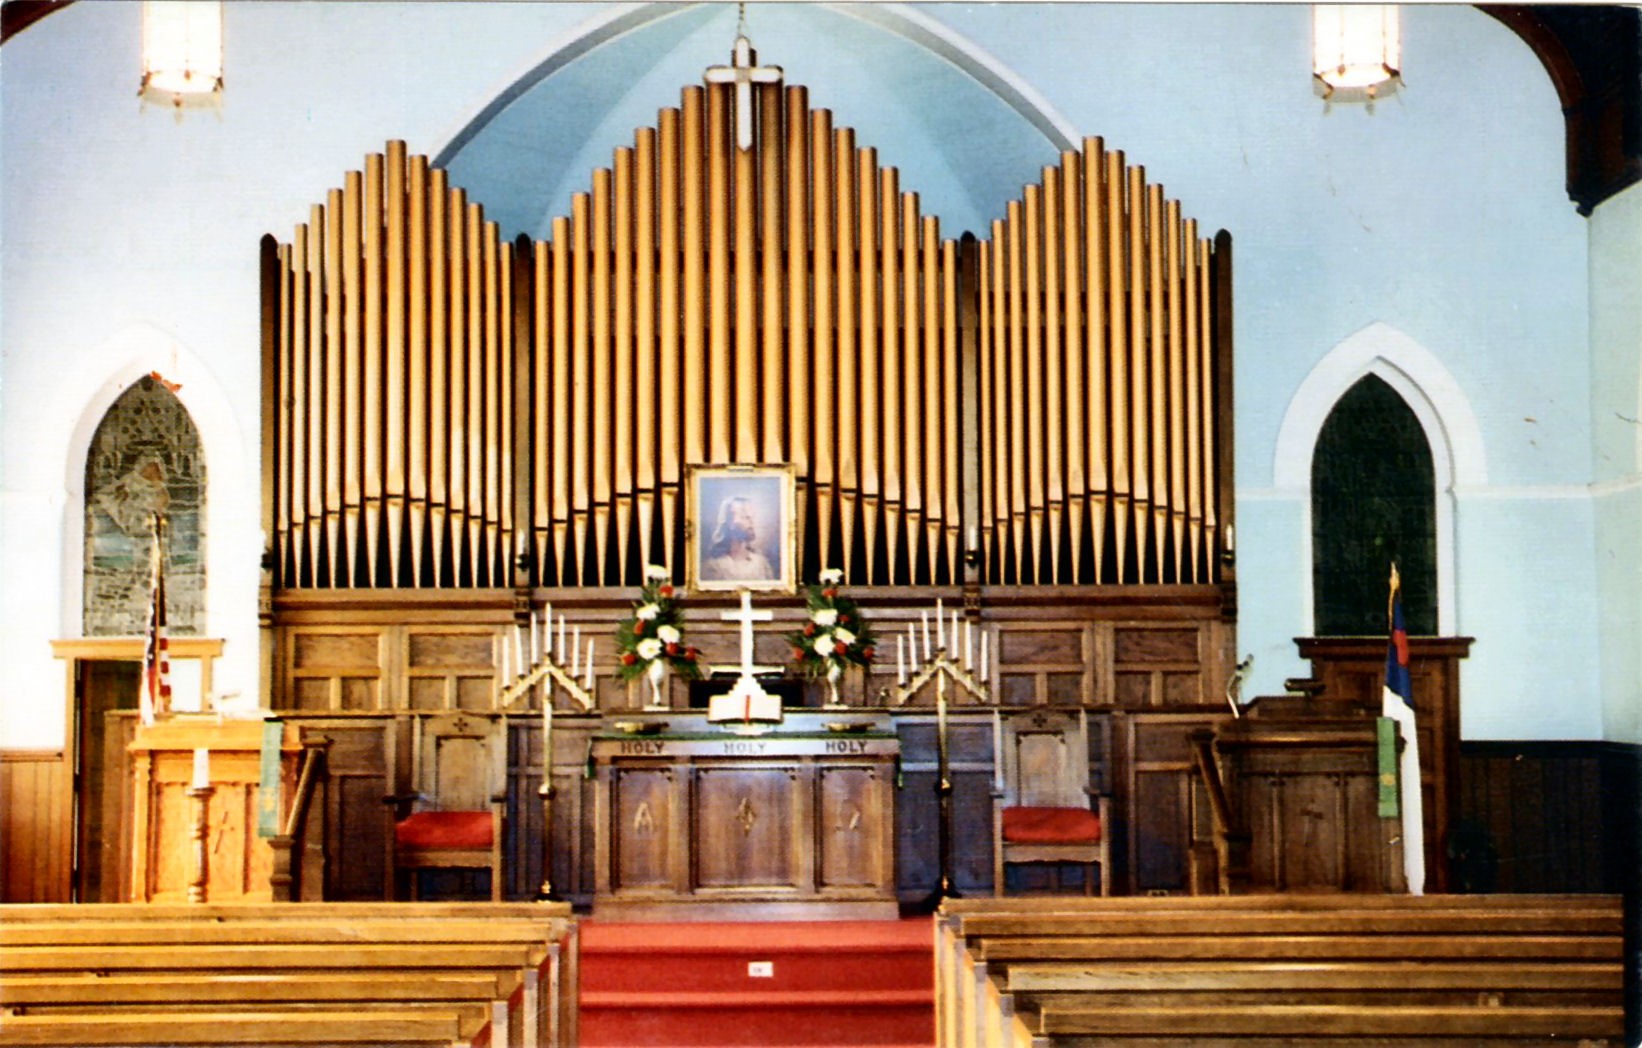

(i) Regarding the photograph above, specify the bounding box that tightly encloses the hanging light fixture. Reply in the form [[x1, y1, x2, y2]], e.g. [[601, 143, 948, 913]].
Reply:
[[1313, 5, 1401, 102], [140, 1, 223, 109]]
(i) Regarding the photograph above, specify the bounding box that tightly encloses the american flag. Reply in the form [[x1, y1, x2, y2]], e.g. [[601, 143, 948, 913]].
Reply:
[[139, 515, 170, 726]]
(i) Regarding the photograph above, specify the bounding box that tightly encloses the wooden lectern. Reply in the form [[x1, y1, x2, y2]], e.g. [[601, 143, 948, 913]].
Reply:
[[126, 718, 301, 902]]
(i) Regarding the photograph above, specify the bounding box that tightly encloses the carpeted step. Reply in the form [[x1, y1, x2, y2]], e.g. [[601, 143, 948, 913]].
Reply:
[[579, 918, 935, 1047]]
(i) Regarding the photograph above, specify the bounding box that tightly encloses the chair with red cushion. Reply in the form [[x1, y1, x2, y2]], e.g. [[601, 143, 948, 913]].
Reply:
[[385, 711, 506, 901], [992, 708, 1110, 896]]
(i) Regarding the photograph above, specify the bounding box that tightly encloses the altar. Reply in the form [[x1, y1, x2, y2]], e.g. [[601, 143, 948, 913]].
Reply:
[[589, 711, 900, 921]]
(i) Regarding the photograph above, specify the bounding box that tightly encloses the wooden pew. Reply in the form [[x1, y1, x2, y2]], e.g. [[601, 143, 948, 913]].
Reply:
[[934, 894, 1626, 1048], [0, 903, 578, 1048]]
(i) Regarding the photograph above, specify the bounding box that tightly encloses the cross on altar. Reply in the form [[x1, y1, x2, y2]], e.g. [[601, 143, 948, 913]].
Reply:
[[704, 33, 782, 151], [721, 589, 776, 677]]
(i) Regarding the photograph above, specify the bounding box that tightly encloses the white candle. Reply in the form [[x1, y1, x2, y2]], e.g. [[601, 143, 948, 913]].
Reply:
[[192, 748, 210, 789], [951, 610, 961, 658], [967, 525, 979, 551], [896, 635, 906, 685], [907, 623, 919, 672], [513, 624, 526, 678], [963, 618, 973, 669], [936, 599, 945, 652], [571, 626, 581, 676], [921, 611, 931, 661], [543, 605, 553, 656], [584, 639, 595, 690], [558, 616, 567, 662], [530, 611, 539, 663], [980, 630, 990, 685], [501, 634, 514, 684]]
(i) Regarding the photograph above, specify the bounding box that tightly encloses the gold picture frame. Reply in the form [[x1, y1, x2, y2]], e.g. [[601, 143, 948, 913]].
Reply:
[[686, 464, 798, 593]]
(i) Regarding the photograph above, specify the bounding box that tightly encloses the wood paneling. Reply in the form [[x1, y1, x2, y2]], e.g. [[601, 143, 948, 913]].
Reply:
[[0, 751, 70, 902]]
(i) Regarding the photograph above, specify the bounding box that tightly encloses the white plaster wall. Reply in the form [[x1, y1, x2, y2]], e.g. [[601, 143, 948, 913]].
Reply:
[[0, 2, 1622, 750], [1589, 182, 1642, 745]]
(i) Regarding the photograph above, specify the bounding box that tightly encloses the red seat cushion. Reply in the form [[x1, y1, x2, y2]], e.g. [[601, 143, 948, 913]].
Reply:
[[1001, 805, 1101, 845], [396, 810, 494, 850]]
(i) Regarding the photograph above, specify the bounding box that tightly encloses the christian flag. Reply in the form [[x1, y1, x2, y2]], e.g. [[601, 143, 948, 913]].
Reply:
[[139, 515, 171, 726], [1379, 563, 1425, 895]]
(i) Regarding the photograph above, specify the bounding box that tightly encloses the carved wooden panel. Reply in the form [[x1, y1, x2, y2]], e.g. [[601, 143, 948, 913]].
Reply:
[[694, 765, 799, 890], [818, 764, 887, 888], [612, 766, 674, 891]]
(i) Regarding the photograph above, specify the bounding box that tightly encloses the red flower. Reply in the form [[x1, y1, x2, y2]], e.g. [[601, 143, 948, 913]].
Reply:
[[621, 652, 637, 666], [792, 647, 806, 661], [659, 584, 674, 597], [840, 613, 850, 624], [666, 642, 680, 656], [804, 622, 816, 636], [823, 588, 838, 599], [862, 646, 875, 662], [834, 641, 848, 656], [685, 647, 700, 660]]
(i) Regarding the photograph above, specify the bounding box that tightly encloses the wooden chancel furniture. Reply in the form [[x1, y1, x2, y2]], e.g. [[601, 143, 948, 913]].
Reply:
[[387, 712, 506, 901], [993, 709, 1110, 896]]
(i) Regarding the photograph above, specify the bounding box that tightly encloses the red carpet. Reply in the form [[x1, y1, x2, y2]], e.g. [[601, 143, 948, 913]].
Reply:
[[579, 918, 934, 1047]]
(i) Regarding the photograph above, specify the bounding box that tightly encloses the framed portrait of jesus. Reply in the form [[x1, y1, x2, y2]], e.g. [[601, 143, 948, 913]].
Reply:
[[686, 464, 797, 593]]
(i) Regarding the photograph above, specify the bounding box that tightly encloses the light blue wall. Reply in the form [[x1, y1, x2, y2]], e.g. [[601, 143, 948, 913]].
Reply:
[[0, 2, 1631, 749]]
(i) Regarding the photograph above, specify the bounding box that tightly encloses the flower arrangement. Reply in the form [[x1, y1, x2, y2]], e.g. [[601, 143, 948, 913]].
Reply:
[[616, 564, 706, 683], [786, 568, 877, 680]]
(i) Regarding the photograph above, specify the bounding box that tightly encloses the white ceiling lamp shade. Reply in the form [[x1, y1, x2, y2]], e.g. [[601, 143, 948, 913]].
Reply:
[[1313, 5, 1401, 103], [140, 1, 223, 109]]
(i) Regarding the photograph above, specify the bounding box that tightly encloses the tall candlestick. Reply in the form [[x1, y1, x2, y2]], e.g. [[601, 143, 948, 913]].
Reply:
[[192, 747, 210, 789], [936, 599, 945, 651]]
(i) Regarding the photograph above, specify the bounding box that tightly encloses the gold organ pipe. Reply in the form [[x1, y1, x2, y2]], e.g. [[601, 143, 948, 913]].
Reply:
[[681, 89, 706, 469], [759, 81, 785, 466], [809, 109, 835, 569], [1147, 183, 1168, 579], [1082, 139, 1109, 581], [1042, 166, 1065, 584], [323, 188, 344, 585], [1183, 220, 1203, 583], [550, 216, 572, 581], [1006, 200, 1026, 580], [988, 223, 1009, 574], [446, 187, 468, 575], [428, 174, 449, 586], [569, 191, 592, 581], [634, 130, 658, 570], [1104, 152, 1128, 581], [857, 148, 880, 577], [363, 153, 384, 586], [901, 192, 924, 578], [287, 232, 307, 581], [918, 215, 941, 579], [785, 88, 811, 476], [1201, 237, 1218, 566], [487, 221, 505, 585], [657, 109, 682, 564], [732, 84, 757, 465], [306, 205, 325, 586], [707, 81, 732, 465], [592, 167, 614, 580], [385, 145, 409, 583], [834, 127, 857, 578], [1166, 199, 1187, 581], [276, 242, 295, 581], [466, 203, 486, 583], [977, 236, 994, 572], [533, 239, 551, 576], [941, 237, 960, 575], [877, 166, 900, 579], [614, 148, 636, 581], [407, 153, 429, 586], [1023, 184, 1046, 583], [342, 171, 364, 584], [1060, 150, 1086, 581], [1126, 166, 1150, 582]]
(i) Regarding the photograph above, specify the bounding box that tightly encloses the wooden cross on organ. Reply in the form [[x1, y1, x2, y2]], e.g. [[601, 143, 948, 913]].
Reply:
[[704, 33, 783, 151]]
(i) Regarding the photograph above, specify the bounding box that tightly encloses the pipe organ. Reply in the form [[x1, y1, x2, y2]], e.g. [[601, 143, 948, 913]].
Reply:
[[262, 62, 1232, 592]]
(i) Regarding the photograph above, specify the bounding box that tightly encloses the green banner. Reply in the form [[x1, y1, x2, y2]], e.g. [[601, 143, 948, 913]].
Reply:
[[257, 718, 284, 838], [1376, 716, 1399, 818]]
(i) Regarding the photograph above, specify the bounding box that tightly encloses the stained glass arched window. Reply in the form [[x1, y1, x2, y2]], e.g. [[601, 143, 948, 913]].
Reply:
[[1310, 374, 1436, 635], [83, 375, 206, 636]]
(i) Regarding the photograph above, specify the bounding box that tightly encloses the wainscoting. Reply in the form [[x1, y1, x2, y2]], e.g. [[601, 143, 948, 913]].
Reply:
[[0, 751, 70, 902]]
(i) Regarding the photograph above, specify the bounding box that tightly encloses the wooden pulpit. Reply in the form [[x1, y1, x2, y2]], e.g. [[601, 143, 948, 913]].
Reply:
[[127, 717, 301, 902]]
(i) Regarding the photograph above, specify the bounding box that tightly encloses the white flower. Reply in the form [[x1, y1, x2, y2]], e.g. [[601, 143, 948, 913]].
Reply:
[[833, 627, 856, 647], [657, 624, 681, 644], [636, 603, 660, 621], [819, 568, 844, 584], [637, 638, 663, 660], [645, 563, 671, 581], [812, 608, 839, 627], [813, 634, 835, 656]]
